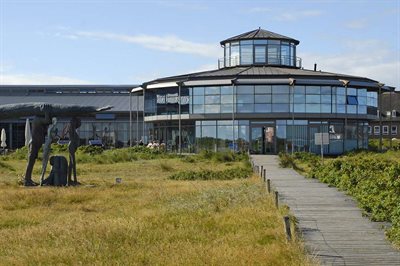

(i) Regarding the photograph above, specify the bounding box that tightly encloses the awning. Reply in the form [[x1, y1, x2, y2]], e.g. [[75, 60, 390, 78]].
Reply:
[[131, 87, 143, 93], [234, 78, 291, 85], [183, 79, 233, 87], [146, 82, 178, 89], [295, 79, 343, 86]]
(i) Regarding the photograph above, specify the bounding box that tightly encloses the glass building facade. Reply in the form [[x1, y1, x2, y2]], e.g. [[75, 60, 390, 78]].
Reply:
[[141, 28, 387, 155]]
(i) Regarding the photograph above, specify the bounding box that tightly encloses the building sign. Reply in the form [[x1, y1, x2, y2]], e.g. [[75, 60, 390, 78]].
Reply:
[[314, 133, 330, 145], [157, 94, 189, 105]]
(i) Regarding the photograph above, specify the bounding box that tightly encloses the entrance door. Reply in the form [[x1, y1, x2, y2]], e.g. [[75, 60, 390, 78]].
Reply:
[[250, 126, 275, 154]]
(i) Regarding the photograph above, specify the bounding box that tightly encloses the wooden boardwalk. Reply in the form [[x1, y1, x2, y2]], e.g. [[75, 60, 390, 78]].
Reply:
[[251, 155, 400, 266]]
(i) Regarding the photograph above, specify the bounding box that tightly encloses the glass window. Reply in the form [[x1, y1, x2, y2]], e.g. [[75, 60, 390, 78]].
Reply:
[[294, 94, 305, 103], [347, 105, 357, 114], [267, 45, 279, 64], [321, 94, 331, 103], [321, 104, 331, 113], [347, 88, 357, 96], [272, 94, 289, 103], [205, 86, 220, 95], [230, 43, 240, 65], [358, 89, 367, 97], [220, 104, 234, 113], [255, 85, 271, 94], [205, 95, 220, 104], [347, 95, 358, 105], [193, 95, 204, 104], [294, 104, 305, 112], [237, 94, 254, 104], [204, 105, 220, 113], [221, 95, 234, 104], [241, 45, 253, 64], [337, 104, 346, 113], [374, 126, 380, 135], [337, 87, 346, 95], [392, 126, 398, 135], [358, 96, 367, 105], [237, 103, 254, 113], [193, 87, 204, 95], [281, 45, 290, 65], [221, 86, 232, 94], [272, 85, 289, 94], [306, 95, 320, 104], [306, 86, 320, 94], [358, 105, 367, 114], [254, 104, 271, 112], [272, 104, 289, 112], [337, 95, 346, 104], [294, 85, 305, 94], [306, 104, 321, 113], [255, 94, 271, 103], [193, 105, 204, 113], [254, 40, 268, 44], [321, 86, 331, 94], [237, 85, 254, 94], [255, 46, 266, 63]]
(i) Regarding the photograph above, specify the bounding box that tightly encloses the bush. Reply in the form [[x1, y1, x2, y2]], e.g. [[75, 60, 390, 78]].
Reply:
[[168, 167, 252, 181]]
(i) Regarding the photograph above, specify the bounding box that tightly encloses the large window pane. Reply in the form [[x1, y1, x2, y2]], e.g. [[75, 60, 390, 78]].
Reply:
[[272, 104, 289, 112], [255, 85, 272, 94], [193, 95, 204, 104], [237, 85, 254, 94], [272, 85, 289, 94], [205, 86, 220, 95], [204, 105, 220, 113], [255, 94, 271, 103], [221, 86, 233, 94], [306, 86, 320, 94], [294, 104, 306, 112], [294, 94, 305, 103], [241, 45, 253, 64], [220, 104, 234, 113], [193, 105, 204, 113], [255, 104, 272, 112], [221, 95, 234, 104], [193, 87, 204, 95], [230, 43, 239, 65], [205, 95, 220, 104], [321, 94, 331, 103], [281, 45, 290, 65], [237, 104, 254, 113], [273, 94, 289, 103], [306, 95, 320, 104], [255, 46, 266, 63], [268, 45, 279, 64], [237, 94, 254, 104], [306, 104, 321, 113]]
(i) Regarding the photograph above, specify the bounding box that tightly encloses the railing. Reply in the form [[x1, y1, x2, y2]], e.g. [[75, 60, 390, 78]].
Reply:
[[218, 55, 302, 69]]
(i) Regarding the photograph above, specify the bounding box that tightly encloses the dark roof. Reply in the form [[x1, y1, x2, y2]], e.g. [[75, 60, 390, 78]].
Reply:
[[145, 65, 380, 88], [220, 28, 300, 45]]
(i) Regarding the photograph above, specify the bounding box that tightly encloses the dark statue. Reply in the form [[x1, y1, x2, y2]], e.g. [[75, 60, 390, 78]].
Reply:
[[41, 156, 68, 186], [0, 102, 112, 186]]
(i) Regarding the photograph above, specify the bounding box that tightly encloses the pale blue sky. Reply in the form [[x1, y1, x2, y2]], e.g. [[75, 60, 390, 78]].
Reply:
[[1, 0, 399, 89]]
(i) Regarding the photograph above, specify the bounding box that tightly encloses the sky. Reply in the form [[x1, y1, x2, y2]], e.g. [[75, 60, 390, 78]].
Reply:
[[0, 0, 399, 89]]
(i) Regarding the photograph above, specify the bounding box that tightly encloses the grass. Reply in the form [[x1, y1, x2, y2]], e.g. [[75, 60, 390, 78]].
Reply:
[[0, 149, 313, 265]]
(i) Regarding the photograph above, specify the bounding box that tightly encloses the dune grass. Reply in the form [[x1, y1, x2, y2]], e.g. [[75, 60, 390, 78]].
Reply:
[[0, 150, 313, 265]]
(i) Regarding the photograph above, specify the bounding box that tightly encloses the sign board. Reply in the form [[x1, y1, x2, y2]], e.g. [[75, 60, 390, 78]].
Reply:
[[314, 133, 330, 145]]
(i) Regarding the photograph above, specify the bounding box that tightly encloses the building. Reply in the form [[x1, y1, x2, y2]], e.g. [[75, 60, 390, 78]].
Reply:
[[135, 28, 393, 154], [369, 91, 399, 139], [0, 85, 143, 149]]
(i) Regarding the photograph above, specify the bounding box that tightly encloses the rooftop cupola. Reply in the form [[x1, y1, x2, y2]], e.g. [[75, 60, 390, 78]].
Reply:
[[218, 28, 301, 69]]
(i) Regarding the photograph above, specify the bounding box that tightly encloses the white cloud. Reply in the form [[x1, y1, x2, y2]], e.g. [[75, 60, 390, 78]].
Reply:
[[56, 31, 221, 58], [248, 8, 322, 21], [0, 73, 92, 85], [299, 48, 400, 88], [187, 63, 217, 74], [344, 19, 368, 29]]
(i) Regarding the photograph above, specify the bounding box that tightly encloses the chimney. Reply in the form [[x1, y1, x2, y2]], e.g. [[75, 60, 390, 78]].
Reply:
[[314, 63, 317, 71]]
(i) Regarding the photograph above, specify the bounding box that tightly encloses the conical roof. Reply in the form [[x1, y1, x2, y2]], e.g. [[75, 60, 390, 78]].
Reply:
[[220, 28, 299, 45]]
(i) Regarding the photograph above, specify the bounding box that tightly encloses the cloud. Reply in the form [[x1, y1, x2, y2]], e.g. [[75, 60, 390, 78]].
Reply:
[[299, 44, 400, 88], [55, 31, 221, 58], [344, 19, 368, 29], [247, 8, 322, 21], [0, 73, 92, 85]]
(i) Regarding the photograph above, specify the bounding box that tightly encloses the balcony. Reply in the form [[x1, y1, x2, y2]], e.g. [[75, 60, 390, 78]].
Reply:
[[218, 55, 302, 69]]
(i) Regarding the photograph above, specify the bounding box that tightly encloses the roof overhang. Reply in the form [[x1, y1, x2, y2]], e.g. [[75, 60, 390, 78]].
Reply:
[[183, 79, 233, 87], [146, 82, 178, 89], [131, 86, 143, 93], [234, 78, 292, 85]]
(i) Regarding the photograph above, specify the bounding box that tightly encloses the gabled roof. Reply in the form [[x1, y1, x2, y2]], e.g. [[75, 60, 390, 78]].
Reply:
[[220, 28, 300, 45]]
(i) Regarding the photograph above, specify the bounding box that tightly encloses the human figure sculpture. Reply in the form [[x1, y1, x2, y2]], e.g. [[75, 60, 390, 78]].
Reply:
[[24, 105, 52, 186], [67, 117, 81, 185], [40, 117, 58, 185]]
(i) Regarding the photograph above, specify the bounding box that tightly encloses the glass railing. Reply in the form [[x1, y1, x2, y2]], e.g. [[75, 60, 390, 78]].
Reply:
[[218, 55, 302, 69]]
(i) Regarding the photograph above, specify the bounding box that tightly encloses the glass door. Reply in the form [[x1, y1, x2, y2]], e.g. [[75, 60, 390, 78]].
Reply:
[[264, 126, 275, 154], [250, 125, 276, 154]]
